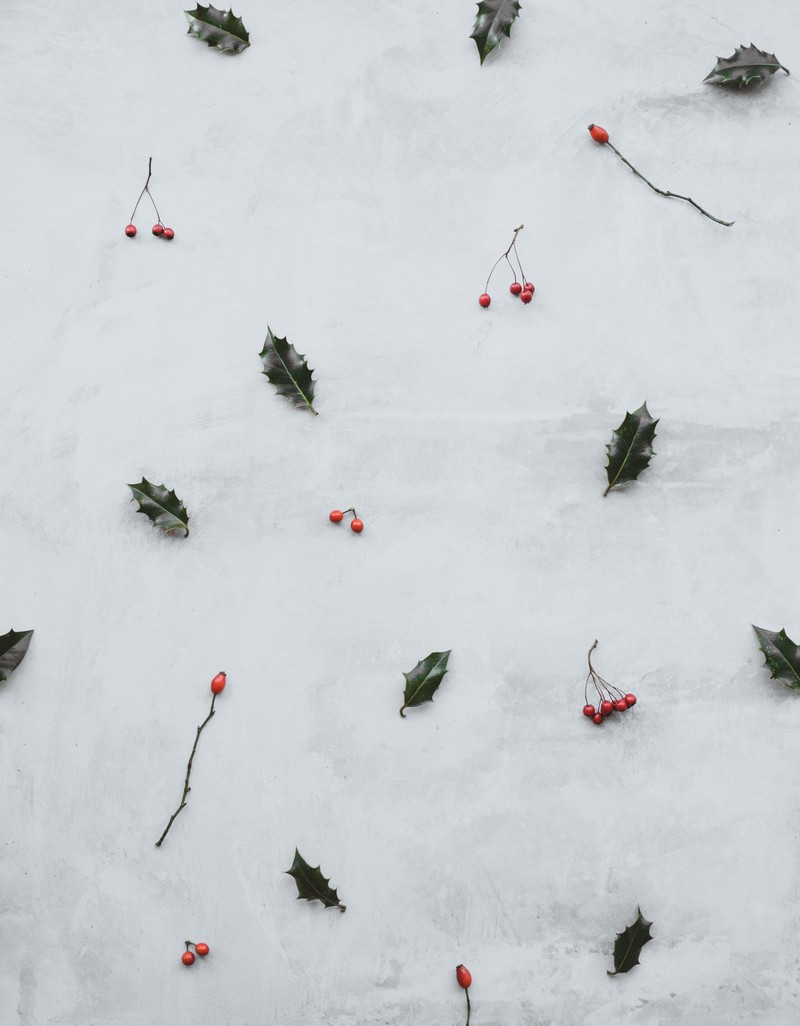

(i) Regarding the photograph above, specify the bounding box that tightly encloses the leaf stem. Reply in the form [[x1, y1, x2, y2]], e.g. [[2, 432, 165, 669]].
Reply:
[[155, 692, 217, 847], [604, 142, 734, 227], [484, 224, 525, 292]]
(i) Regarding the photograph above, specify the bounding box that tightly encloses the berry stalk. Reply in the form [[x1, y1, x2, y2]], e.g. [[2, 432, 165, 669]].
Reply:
[[588, 125, 734, 227], [155, 673, 226, 847]]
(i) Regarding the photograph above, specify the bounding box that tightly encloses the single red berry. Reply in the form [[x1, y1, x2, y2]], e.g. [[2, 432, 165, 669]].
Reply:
[[592, 712, 604, 725], [152, 224, 164, 237], [600, 700, 613, 716], [613, 699, 627, 713], [211, 672, 226, 695], [182, 951, 195, 966], [350, 518, 364, 533], [329, 510, 344, 523], [456, 965, 472, 989], [510, 282, 522, 296], [588, 124, 609, 144], [125, 224, 137, 238], [195, 943, 209, 957], [479, 293, 491, 308], [162, 227, 175, 240], [582, 704, 595, 718], [524, 283, 535, 294], [520, 290, 533, 304], [625, 693, 637, 707]]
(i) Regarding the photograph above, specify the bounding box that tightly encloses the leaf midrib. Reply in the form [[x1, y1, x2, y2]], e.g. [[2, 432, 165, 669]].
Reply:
[[404, 653, 449, 707], [131, 487, 188, 531], [266, 333, 316, 413], [607, 418, 652, 490]]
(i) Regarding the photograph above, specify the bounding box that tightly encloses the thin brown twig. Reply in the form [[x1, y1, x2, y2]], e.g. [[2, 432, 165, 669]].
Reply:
[[155, 693, 217, 847], [605, 142, 734, 227]]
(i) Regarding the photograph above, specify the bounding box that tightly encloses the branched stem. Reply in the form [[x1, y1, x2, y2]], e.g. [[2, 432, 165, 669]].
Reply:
[[155, 693, 217, 847], [605, 142, 733, 227], [484, 225, 525, 292], [129, 157, 164, 226]]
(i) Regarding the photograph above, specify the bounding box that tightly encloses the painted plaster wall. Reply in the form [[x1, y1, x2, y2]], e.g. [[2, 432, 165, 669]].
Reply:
[[3, 1, 800, 1023]]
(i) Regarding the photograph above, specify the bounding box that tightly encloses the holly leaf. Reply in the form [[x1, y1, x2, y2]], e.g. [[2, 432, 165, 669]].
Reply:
[[259, 327, 318, 416], [0, 629, 33, 684], [399, 650, 451, 717], [752, 625, 800, 692], [285, 849, 346, 911], [608, 906, 653, 976], [128, 478, 190, 537], [470, 0, 521, 65], [185, 5, 250, 54], [603, 402, 658, 496], [704, 44, 789, 87]]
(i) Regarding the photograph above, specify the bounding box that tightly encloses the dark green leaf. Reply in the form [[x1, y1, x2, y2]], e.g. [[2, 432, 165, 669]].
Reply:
[[704, 44, 789, 86], [185, 5, 250, 54], [603, 402, 658, 496], [752, 625, 800, 692], [0, 629, 33, 684], [259, 327, 318, 416], [608, 906, 653, 976], [399, 650, 451, 717], [128, 478, 190, 537], [470, 0, 521, 65], [285, 849, 346, 911]]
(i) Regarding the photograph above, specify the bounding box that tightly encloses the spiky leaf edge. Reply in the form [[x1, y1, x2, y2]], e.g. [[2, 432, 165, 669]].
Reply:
[[607, 906, 653, 976], [284, 848, 346, 912], [399, 650, 452, 717], [470, 0, 522, 66], [752, 625, 800, 692], [0, 628, 34, 683], [704, 44, 789, 86], [127, 478, 190, 537], [184, 5, 251, 54], [603, 402, 659, 496], [259, 327, 319, 416]]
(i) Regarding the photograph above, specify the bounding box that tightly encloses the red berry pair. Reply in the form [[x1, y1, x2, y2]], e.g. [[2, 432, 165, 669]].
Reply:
[[581, 640, 637, 726], [181, 940, 210, 966], [125, 158, 175, 240], [329, 508, 364, 533], [478, 225, 535, 308]]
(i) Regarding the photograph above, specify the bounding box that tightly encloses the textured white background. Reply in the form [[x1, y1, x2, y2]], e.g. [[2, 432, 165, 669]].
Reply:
[[3, 1, 800, 1023]]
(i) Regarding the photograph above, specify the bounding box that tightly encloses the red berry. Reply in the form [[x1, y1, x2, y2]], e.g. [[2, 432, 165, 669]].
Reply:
[[195, 943, 209, 957], [211, 672, 226, 695], [510, 282, 522, 296], [588, 124, 609, 144], [162, 227, 175, 240], [329, 510, 344, 523], [125, 224, 137, 238], [582, 704, 595, 718], [350, 518, 364, 533], [592, 713, 604, 725], [520, 290, 533, 304], [600, 700, 613, 716], [625, 693, 637, 707], [456, 965, 472, 989], [182, 951, 195, 966], [152, 224, 164, 237], [613, 699, 627, 713], [479, 293, 491, 308], [524, 283, 535, 294]]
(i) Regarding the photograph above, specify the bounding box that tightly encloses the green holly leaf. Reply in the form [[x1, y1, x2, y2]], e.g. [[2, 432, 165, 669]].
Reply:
[[0, 629, 34, 684], [259, 327, 318, 416], [185, 5, 250, 54], [752, 625, 800, 692], [608, 906, 653, 976], [470, 0, 521, 65], [603, 402, 658, 496], [704, 44, 789, 87], [399, 650, 451, 717], [128, 478, 190, 537], [285, 849, 346, 911]]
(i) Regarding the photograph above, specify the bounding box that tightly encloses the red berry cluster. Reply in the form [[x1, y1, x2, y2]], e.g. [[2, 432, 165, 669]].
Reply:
[[181, 940, 210, 966], [329, 508, 364, 533], [581, 640, 637, 726], [478, 225, 535, 309], [125, 157, 175, 241]]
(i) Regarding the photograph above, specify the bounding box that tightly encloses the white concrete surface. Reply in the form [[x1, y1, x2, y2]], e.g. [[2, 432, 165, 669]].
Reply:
[[3, 1, 800, 1023]]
